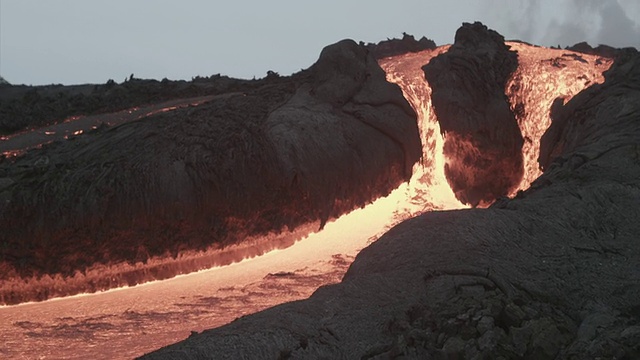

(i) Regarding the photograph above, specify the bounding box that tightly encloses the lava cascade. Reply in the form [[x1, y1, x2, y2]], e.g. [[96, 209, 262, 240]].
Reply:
[[378, 46, 466, 213], [505, 42, 613, 192], [379, 44, 612, 202]]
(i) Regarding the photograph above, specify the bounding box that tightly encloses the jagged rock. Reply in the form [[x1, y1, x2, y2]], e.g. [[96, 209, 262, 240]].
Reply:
[[477, 328, 501, 352], [575, 313, 617, 341], [366, 33, 437, 59], [476, 316, 494, 335], [141, 28, 640, 360], [566, 41, 620, 58], [423, 22, 523, 206], [499, 302, 527, 328], [527, 319, 565, 359], [442, 336, 466, 356], [0, 39, 421, 304], [0, 73, 256, 134]]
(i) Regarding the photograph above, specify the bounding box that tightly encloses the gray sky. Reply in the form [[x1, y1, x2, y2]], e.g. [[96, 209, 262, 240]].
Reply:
[[1, 0, 639, 85]]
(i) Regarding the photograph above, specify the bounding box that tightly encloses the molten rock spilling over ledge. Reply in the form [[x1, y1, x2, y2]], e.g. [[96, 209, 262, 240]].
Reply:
[[142, 26, 640, 359], [0, 40, 421, 305]]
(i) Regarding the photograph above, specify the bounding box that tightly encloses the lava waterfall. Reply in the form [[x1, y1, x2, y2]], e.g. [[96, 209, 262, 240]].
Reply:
[[380, 24, 611, 207]]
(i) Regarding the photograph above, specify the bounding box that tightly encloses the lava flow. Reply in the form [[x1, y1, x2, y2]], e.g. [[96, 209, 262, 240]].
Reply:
[[381, 43, 612, 203], [505, 42, 613, 192], [0, 42, 614, 359], [378, 46, 466, 213]]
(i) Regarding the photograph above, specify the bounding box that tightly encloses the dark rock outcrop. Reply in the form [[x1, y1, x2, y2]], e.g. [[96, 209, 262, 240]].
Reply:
[[0, 74, 257, 134], [423, 22, 523, 206], [366, 33, 437, 59], [566, 41, 620, 58], [141, 41, 640, 360], [0, 39, 421, 304]]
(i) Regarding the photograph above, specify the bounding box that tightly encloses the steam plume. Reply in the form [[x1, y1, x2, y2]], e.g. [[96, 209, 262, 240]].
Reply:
[[479, 0, 640, 49]]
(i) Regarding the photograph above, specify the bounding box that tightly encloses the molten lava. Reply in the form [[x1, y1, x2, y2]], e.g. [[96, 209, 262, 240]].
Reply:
[[381, 44, 612, 202], [378, 46, 467, 212], [505, 42, 613, 191]]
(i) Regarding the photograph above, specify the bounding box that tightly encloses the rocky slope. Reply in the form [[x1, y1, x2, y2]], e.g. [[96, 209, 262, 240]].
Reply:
[[0, 40, 421, 304], [0, 74, 256, 134], [142, 30, 640, 359], [365, 33, 437, 59]]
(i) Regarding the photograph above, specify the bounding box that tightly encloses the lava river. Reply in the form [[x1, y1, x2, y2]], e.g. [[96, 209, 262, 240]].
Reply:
[[0, 43, 611, 359]]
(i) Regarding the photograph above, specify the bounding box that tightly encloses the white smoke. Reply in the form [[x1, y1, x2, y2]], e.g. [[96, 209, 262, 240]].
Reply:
[[478, 0, 640, 49]]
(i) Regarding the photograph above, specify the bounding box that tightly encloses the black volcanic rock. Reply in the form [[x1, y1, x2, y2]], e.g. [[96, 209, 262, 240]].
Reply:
[[0, 75, 256, 134], [0, 39, 421, 304], [566, 41, 619, 58], [141, 42, 640, 360], [366, 33, 437, 59], [423, 22, 523, 206]]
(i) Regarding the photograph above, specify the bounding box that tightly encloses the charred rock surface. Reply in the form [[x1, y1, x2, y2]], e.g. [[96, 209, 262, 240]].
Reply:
[[423, 22, 523, 206], [366, 33, 437, 60], [0, 39, 420, 304], [566, 42, 620, 58], [0, 74, 259, 135], [141, 46, 640, 359]]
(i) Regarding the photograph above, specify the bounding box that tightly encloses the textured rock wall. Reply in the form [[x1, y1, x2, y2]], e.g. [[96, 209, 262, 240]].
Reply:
[[0, 40, 421, 304], [0, 75, 254, 134]]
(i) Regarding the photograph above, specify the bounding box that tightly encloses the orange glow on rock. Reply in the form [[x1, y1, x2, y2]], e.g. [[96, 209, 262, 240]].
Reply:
[[381, 43, 613, 203], [505, 42, 613, 192], [378, 46, 467, 213]]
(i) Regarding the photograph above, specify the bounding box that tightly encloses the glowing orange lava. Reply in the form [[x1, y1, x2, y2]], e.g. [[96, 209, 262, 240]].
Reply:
[[505, 42, 613, 191], [378, 46, 467, 213]]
